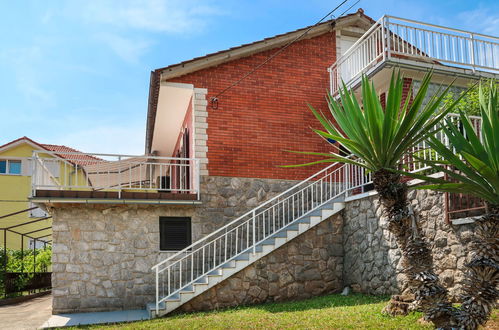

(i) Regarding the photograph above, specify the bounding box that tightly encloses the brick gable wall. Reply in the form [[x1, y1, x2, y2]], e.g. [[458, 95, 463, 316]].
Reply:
[[168, 31, 337, 180]]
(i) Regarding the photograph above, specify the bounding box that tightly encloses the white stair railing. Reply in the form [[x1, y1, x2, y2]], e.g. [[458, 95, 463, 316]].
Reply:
[[152, 163, 347, 312]]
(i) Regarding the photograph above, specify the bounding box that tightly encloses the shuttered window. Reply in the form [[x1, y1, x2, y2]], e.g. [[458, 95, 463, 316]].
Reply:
[[159, 217, 191, 251]]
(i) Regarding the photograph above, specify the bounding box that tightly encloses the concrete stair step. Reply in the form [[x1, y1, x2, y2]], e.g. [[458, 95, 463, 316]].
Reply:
[[221, 260, 236, 268], [180, 285, 194, 293], [165, 293, 180, 302]]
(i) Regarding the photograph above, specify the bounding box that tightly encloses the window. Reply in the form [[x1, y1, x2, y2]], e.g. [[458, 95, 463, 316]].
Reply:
[[0, 159, 22, 175], [29, 238, 46, 249], [159, 217, 191, 251]]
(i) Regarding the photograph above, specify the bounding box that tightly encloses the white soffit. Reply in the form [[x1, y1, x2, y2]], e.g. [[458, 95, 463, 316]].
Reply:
[[151, 83, 193, 157]]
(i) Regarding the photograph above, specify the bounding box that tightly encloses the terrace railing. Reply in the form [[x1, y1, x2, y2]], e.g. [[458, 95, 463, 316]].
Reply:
[[30, 151, 200, 199], [329, 15, 499, 94]]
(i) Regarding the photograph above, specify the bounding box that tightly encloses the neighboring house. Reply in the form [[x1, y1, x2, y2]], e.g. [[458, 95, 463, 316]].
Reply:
[[30, 10, 498, 316], [0, 137, 96, 250]]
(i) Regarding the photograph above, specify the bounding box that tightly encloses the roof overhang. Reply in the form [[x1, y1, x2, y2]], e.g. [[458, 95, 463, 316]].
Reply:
[[150, 82, 193, 157]]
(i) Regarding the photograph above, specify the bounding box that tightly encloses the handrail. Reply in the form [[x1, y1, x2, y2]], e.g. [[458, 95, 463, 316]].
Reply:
[[32, 150, 196, 162], [151, 161, 342, 269], [385, 15, 499, 41]]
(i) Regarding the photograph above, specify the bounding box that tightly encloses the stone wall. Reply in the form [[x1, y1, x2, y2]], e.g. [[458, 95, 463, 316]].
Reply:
[[51, 174, 477, 314], [180, 213, 344, 312], [50, 175, 297, 313], [342, 189, 476, 300]]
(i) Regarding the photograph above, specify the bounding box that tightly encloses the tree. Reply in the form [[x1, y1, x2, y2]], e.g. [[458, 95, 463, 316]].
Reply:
[[405, 81, 498, 329], [441, 79, 498, 116], [287, 71, 464, 328]]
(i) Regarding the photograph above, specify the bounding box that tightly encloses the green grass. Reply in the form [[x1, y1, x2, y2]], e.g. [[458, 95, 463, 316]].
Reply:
[[69, 293, 499, 329], [72, 294, 438, 330]]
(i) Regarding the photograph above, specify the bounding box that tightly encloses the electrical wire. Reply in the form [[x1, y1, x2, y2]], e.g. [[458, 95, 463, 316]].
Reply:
[[210, 0, 353, 109], [337, 0, 361, 17]]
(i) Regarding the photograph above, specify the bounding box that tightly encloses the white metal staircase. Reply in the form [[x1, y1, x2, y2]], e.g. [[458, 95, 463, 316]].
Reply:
[[148, 163, 348, 318], [148, 113, 483, 318]]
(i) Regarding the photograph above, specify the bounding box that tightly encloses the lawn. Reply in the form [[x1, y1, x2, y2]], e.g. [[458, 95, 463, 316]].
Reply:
[[67, 293, 497, 330]]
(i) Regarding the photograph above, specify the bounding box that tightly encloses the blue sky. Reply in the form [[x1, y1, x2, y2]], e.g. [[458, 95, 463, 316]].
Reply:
[[0, 0, 498, 154]]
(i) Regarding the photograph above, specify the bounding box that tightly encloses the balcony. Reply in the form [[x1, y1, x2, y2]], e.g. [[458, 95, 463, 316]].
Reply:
[[30, 151, 200, 204], [329, 15, 499, 94]]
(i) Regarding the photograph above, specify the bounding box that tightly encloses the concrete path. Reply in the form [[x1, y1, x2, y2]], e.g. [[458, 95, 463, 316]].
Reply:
[[0, 295, 52, 330], [41, 309, 149, 328]]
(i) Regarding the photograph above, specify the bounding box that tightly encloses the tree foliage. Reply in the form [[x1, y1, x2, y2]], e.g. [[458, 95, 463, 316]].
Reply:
[[441, 79, 498, 116]]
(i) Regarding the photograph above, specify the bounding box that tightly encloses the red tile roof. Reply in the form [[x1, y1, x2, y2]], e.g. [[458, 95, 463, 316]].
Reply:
[[40, 144, 101, 166], [0, 136, 101, 166]]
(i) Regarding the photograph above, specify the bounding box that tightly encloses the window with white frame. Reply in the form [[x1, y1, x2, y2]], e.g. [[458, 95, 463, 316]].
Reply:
[[0, 159, 22, 175]]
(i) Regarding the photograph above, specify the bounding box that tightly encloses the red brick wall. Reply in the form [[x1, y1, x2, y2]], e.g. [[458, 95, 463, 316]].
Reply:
[[168, 32, 337, 180], [402, 78, 413, 107]]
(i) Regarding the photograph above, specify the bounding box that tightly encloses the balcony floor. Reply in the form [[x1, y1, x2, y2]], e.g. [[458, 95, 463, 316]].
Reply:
[[31, 189, 200, 205]]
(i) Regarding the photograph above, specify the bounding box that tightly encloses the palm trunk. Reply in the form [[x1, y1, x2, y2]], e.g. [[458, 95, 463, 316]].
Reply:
[[373, 169, 456, 329], [456, 203, 498, 330]]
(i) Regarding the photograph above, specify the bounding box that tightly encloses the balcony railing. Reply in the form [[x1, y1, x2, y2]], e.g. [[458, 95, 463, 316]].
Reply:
[[31, 151, 200, 201], [329, 15, 499, 94], [344, 113, 483, 197]]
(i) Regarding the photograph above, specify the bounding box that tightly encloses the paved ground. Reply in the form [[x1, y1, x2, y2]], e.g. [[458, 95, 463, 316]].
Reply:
[[42, 309, 149, 328], [0, 295, 52, 330]]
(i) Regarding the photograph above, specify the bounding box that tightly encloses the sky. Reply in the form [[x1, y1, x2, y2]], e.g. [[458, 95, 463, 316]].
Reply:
[[0, 0, 498, 155]]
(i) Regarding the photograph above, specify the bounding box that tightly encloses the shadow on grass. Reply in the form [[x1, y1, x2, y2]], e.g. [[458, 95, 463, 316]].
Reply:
[[242, 293, 389, 314], [167, 293, 390, 319]]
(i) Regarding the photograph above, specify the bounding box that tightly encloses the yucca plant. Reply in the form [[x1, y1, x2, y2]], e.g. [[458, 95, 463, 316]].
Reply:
[[403, 81, 498, 329], [287, 71, 465, 328]]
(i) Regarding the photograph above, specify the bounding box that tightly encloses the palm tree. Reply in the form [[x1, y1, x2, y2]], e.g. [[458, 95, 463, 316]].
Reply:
[[287, 71, 464, 328], [405, 81, 498, 329]]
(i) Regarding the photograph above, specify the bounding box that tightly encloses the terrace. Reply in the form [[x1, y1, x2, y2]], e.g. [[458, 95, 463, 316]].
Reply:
[[29, 151, 200, 204], [329, 15, 499, 94]]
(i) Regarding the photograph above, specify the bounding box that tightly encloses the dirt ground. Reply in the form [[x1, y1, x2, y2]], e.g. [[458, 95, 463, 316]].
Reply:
[[0, 295, 52, 330]]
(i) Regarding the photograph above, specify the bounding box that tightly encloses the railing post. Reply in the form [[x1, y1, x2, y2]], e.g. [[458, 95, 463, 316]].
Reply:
[[381, 16, 387, 62], [118, 156, 122, 199], [31, 151, 36, 197], [252, 210, 256, 255], [469, 33, 476, 72], [346, 163, 350, 197], [155, 267, 159, 315], [385, 16, 391, 59]]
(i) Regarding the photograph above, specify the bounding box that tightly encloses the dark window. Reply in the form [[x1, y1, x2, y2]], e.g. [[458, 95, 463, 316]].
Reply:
[[159, 217, 191, 251]]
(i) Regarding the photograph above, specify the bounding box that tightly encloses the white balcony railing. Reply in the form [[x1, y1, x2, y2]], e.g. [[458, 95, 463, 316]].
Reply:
[[31, 151, 200, 199], [329, 15, 499, 94]]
